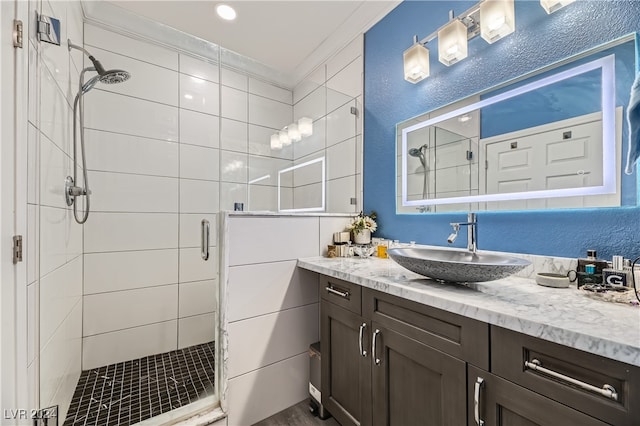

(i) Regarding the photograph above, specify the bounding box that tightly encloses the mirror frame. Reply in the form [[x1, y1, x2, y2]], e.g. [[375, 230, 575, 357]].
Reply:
[[400, 54, 616, 208]]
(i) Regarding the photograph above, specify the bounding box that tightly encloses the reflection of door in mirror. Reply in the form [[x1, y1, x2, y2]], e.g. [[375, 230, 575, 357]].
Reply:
[[481, 109, 621, 210]]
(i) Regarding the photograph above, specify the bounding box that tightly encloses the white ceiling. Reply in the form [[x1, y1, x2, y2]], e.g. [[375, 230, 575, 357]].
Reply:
[[102, 1, 400, 86]]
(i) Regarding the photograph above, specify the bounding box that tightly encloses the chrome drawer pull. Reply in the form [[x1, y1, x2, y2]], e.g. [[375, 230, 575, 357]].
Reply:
[[524, 359, 619, 401], [474, 377, 485, 426], [358, 323, 367, 357], [372, 329, 381, 365], [201, 219, 210, 260], [325, 285, 350, 299]]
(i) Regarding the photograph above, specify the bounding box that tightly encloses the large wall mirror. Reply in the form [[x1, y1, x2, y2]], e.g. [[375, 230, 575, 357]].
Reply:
[[396, 35, 636, 214]]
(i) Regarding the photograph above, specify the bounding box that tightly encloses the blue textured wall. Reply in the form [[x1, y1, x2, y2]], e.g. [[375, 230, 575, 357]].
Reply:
[[364, 0, 640, 259]]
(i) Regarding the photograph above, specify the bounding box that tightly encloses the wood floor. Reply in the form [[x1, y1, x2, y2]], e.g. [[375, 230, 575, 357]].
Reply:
[[252, 400, 340, 426]]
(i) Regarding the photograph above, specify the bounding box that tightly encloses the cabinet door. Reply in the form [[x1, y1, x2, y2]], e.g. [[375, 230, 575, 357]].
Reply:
[[371, 323, 466, 426], [321, 300, 371, 426], [468, 366, 608, 426]]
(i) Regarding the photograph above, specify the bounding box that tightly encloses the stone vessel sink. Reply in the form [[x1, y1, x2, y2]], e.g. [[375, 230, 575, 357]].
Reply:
[[387, 247, 531, 283]]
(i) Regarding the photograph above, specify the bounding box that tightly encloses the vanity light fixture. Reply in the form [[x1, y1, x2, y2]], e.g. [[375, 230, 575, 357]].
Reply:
[[438, 13, 468, 66], [406, 0, 569, 83], [288, 123, 301, 142], [270, 134, 282, 150], [404, 36, 430, 83], [479, 0, 515, 44], [540, 0, 575, 14], [279, 129, 291, 146], [270, 117, 313, 150], [298, 117, 313, 137]]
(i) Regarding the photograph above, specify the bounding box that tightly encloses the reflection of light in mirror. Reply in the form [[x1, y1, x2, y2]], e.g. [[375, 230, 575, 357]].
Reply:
[[278, 157, 326, 212], [248, 174, 270, 185], [270, 134, 282, 150], [224, 160, 244, 174], [401, 54, 616, 207]]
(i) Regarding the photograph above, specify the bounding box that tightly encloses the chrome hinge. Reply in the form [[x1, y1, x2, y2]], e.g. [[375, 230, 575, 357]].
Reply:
[[37, 13, 61, 46], [13, 20, 23, 48], [13, 235, 23, 264], [350, 106, 359, 117]]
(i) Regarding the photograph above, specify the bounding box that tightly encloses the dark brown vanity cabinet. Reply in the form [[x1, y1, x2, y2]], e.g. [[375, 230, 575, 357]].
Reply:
[[319, 273, 639, 426], [320, 274, 488, 426], [470, 326, 639, 426]]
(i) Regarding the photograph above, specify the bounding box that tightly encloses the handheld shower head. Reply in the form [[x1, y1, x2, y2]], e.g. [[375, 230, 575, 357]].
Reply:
[[99, 69, 131, 84], [409, 148, 423, 157]]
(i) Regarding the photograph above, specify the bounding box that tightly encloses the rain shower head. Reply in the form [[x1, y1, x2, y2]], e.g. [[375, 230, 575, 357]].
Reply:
[[69, 39, 131, 93]]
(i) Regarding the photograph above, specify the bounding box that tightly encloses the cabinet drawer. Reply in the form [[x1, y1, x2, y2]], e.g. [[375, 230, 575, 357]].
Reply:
[[321, 275, 362, 315], [491, 326, 639, 426], [363, 288, 489, 369]]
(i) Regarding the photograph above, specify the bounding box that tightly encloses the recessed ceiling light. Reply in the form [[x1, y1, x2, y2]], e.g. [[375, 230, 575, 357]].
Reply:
[[216, 4, 237, 21]]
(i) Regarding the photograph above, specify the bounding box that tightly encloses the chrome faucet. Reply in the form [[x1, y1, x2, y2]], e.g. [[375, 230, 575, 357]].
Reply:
[[447, 212, 477, 254]]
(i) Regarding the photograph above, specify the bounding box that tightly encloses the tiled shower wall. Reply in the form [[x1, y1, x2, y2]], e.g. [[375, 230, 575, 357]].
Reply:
[[26, 0, 84, 421], [292, 35, 364, 213], [80, 23, 296, 369]]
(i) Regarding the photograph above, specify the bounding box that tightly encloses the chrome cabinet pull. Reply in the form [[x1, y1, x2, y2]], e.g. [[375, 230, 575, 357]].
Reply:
[[325, 285, 349, 299], [474, 377, 485, 426], [201, 219, 210, 260], [524, 359, 618, 401], [358, 323, 367, 357], [372, 329, 381, 365]]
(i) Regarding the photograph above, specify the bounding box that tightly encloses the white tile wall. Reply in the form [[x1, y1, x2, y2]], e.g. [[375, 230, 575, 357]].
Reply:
[[179, 280, 217, 317], [40, 257, 82, 350], [82, 320, 178, 369], [221, 118, 248, 153], [85, 24, 179, 70], [83, 284, 178, 336], [88, 172, 178, 213], [224, 215, 351, 423], [228, 261, 319, 322], [180, 54, 219, 83], [178, 313, 216, 349], [248, 95, 292, 129], [85, 130, 179, 177], [227, 354, 309, 426], [179, 247, 218, 283], [29, 4, 85, 420], [180, 109, 220, 149], [84, 249, 179, 294], [84, 213, 178, 252], [228, 216, 319, 266], [85, 90, 179, 141], [220, 182, 248, 211], [228, 304, 318, 378], [180, 179, 220, 213], [221, 86, 248, 122], [88, 47, 178, 106], [179, 144, 220, 181], [180, 74, 220, 116], [221, 67, 248, 90], [249, 78, 292, 104]]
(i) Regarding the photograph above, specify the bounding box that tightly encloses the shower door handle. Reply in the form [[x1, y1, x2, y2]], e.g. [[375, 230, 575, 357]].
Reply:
[[201, 219, 210, 260]]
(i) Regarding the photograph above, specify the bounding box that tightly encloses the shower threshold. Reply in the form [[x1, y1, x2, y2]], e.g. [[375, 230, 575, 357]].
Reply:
[[64, 341, 215, 426]]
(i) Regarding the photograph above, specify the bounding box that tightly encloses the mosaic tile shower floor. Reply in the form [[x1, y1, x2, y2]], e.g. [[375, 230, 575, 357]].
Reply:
[[64, 341, 215, 426]]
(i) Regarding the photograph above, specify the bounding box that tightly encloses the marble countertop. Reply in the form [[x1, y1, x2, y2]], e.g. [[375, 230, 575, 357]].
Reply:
[[297, 255, 640, 367]]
